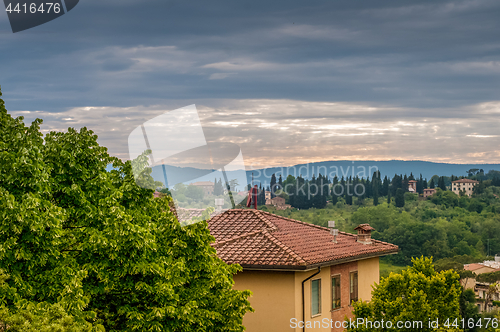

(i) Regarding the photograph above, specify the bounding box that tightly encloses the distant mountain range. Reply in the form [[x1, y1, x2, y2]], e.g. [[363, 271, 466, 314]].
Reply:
[[142, 160, 500, 192]]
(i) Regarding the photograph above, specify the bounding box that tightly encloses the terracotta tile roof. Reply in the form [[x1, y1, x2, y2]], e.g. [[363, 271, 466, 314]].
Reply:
[[464, 263, 484, 271], [452, 179, 479, 184], [207, 209, 399, 270]]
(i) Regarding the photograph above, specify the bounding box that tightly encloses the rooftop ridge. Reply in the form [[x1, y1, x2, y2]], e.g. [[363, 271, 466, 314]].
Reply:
[[256, 209, 332, 232], [261, 228, 307, 265], [212, 229, 265, 247], [452, 178, 479, 183], [252, 210, 279, 232], [256, 210, 398, 247]]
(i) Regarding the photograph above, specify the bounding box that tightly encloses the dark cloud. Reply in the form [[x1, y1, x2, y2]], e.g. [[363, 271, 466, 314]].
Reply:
[[0, 0, 499, 107], [2, 0, 500, 164]]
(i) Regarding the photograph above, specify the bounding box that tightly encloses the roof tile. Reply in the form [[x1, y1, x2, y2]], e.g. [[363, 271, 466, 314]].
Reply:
[[207, 209, 399, 269]]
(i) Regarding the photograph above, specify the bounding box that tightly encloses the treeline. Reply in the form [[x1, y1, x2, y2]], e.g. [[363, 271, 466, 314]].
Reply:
[[257, 168, 500, 210], [258, 171, 433, 209]]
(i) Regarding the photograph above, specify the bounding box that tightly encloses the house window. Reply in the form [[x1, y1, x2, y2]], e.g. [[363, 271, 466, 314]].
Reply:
[[311, 279, 321, 316], [332, 275, 341, 310], [350, 272, 358, 304]]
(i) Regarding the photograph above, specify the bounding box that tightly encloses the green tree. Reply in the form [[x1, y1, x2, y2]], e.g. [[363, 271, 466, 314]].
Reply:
[[186, 184, 204, 200], [347, 256, 461, 332], [438, 176, 447, 191], [213, 178, 224, 196], [459, 289, 480, 332], [395, 188, 405, 207], [372, 173, 379, 206], [270, 173, 277, 198], [382, 176, 390, 196], [0, 300, 93, 332], [0, 89, 252, 331]]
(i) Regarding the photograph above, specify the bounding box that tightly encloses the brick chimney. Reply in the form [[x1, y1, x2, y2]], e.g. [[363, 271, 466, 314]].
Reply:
[[354, 224, 375, 245]]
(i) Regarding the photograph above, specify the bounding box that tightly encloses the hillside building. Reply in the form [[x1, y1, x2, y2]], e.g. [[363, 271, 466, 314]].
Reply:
[[452, 179, 479, 197], [189, 181, 215, 195]]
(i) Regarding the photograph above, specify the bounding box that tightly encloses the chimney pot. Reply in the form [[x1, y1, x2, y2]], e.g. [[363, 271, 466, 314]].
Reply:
[[354, 223, 374, 245], [328, 221, 338, 243]]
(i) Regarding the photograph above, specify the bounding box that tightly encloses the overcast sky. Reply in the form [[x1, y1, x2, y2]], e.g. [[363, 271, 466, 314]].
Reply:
[[2, 0, 500, 168]]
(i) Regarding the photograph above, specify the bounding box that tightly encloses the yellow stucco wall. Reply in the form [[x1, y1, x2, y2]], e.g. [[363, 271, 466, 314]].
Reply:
[[232, 257, 381, 332], [357, 257, 379, 302], [293, 268, 333, 332], [232, 270, 296, 332], [471, 266, 497, 275]]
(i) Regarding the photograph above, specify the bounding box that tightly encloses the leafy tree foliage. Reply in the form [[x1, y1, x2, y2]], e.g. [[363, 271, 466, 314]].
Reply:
[[347, 257, 461, 332], [430, 189, 458, 208], [0, 301, 93, 332], [459, 289, 480, 332], [0, 89, 252, 331], [185, 184, 204, 200]]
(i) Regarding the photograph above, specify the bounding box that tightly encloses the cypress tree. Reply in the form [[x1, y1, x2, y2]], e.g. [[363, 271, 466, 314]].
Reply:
[[213, 178, 222, 196], [345, 177, 353, 205], [331, 191, 338, 205], [382, 176, 389, 196], [439, 176, 446, 191], [417, 174, 424, 195], [317, 174, 327, 209], [270, 173, 277, 198], [373, 179, 379, 206], [403, 174, 409, 192], [395, 188, 405, 207], [365, 177, 372, 198], [258, 184, 263, 205]]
